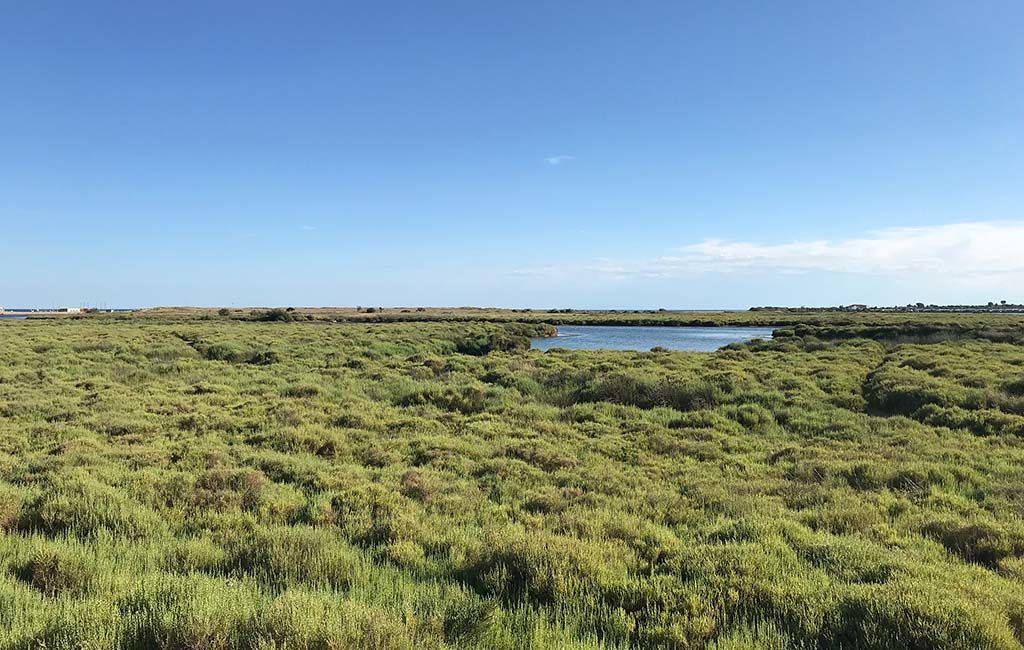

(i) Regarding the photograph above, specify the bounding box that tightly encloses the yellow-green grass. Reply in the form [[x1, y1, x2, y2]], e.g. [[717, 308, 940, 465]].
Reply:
[[0, 317, 1023, 649]]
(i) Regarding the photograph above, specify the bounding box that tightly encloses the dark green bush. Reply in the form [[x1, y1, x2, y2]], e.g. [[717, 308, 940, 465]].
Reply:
[[257, 308, 294, 322], [14, 547, 94, 597]]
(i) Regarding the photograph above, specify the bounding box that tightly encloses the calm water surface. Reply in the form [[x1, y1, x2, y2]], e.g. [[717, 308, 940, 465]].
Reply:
[[0, 315, 28, 320], [531, 325, 773, 352]]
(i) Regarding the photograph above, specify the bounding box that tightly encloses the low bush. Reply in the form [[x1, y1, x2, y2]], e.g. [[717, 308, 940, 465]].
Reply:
[[14, 546, 94, 597]]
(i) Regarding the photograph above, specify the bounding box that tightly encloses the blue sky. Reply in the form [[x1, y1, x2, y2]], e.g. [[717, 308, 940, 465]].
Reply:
[[2, 1, 1023, 308]]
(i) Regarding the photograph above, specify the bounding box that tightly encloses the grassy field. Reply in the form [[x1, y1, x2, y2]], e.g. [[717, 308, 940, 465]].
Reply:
[[1, 314, 1024, 649]]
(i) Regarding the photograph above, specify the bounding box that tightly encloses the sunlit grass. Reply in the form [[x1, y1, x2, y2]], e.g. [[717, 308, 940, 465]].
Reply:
[[0, 316, 1023, 648]]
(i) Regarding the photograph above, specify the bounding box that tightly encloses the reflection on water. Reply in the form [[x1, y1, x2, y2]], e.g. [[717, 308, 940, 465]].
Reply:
[[531, 325, 773, 352]]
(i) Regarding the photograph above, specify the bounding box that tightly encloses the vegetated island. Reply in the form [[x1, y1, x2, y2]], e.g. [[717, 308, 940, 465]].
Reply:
[[0, 308, 1023, 649]]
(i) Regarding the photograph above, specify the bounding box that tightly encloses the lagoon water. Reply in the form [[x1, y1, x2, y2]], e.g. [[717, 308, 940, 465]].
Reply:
[[531, 325, 774, 352], [0, 315, 28, 320]]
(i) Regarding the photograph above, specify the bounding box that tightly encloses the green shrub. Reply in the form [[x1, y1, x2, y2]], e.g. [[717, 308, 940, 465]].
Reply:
[[258, 308, 295, 322], [14, 546, 94, 597], [19, 476, 167, 540], [920, 517, 1024, 568]]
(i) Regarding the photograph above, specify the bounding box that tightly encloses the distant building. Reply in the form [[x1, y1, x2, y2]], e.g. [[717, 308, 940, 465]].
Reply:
[[57, 307, 82, 313]]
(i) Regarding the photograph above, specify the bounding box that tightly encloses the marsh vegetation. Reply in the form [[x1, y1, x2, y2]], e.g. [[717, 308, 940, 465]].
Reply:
[[1, 314, 1023, 649]]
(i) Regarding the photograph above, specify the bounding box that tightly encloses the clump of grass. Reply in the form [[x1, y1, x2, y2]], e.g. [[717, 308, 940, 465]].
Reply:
[[14, 546, 94, 597]]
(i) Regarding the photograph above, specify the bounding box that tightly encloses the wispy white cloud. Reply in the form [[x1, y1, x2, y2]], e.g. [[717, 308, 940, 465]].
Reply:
[[545, 155, 575, 166], [299, 225, 318, 231], [666, 221, 1024, 276], [514, 221, 1024, 286]]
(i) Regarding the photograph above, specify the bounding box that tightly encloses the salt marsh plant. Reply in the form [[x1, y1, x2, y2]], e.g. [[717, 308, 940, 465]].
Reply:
[[0, 314, 1023, 648]]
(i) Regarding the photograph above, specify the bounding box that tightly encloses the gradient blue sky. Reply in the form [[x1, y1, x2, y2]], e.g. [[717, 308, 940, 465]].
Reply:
[[3, 1, 1023, 308]]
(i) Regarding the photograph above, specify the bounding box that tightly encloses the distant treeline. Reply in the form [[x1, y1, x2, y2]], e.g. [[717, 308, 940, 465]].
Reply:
[[773, 322, 1024, 345], [752, 303, 1024, 313], [205, 308, 1024, 330]]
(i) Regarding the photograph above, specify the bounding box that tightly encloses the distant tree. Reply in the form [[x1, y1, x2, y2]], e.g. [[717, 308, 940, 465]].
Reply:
[[259, 308, 293, 322], [218, 308, 231, 317]]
